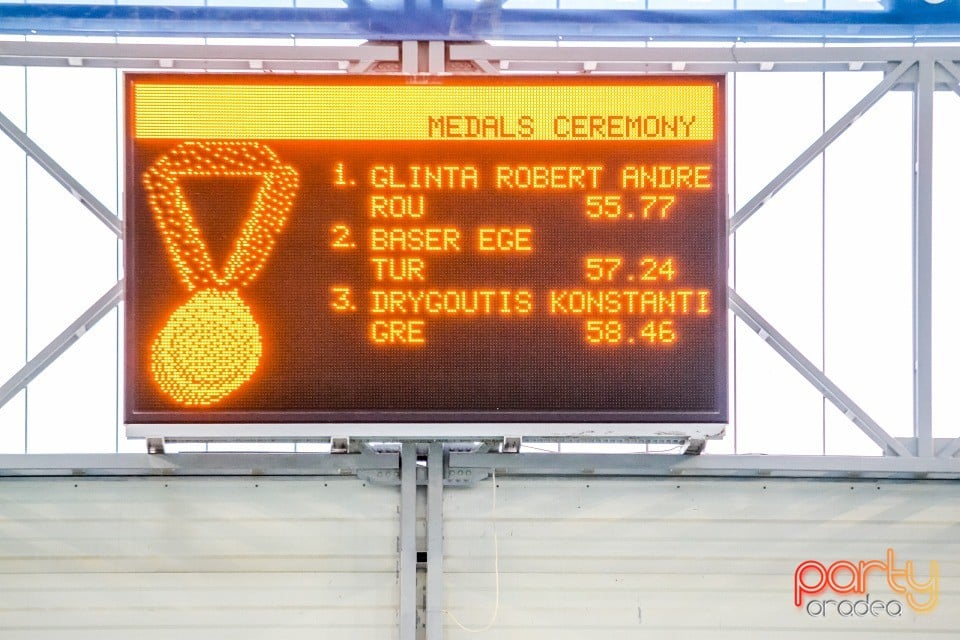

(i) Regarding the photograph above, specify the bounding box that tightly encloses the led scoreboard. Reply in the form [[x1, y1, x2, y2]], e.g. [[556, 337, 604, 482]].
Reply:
[[125, 74, 727, 434]]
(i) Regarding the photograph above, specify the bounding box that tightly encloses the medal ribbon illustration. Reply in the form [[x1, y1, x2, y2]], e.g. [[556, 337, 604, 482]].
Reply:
[[142, 141, 299, 406]]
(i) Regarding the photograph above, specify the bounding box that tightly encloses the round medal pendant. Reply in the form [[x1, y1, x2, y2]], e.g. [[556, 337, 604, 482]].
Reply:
[[150, 288, 262, 406]]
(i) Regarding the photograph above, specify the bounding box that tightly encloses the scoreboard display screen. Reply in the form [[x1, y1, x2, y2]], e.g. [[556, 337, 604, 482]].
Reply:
[[124, 74, 727, 428]]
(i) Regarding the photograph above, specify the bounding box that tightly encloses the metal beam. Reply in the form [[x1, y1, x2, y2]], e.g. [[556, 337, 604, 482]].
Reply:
[[449, 452, 960, 479], [913, 58, 935, 458], [480, 60, 894, 75], [0, 40, 948, 71], [0, 40, 399, 70], [729, 287, 913, 457], [938, 436, 960, 459], [401, 40, 418, 74], [0, 280, 123, 412], [428, 40, 445, 74], [399, 442, 418, 640], [0, 108, 121, 237], [451, 44, 953, 65], [426, 442, 444, 640], [939, 60, 960, 108], [3, 451, 960, 479], [938, 57, 960, 89], [729, 59, 913, 235], [0, 450, 400, 476], [2, 40, 960, 73]]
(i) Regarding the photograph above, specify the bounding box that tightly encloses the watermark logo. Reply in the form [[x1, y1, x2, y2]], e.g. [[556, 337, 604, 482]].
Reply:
[[794, 549, 938, 617]]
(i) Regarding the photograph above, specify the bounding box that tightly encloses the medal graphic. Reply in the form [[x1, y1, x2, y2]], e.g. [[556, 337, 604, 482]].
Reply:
[[142, 141, 299, 406]]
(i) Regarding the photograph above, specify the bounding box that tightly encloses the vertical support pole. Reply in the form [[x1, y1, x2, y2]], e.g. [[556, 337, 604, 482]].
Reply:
[[399, 442, 418, 639], [426, 442, 444, 640], [914, 60, 935, 458], [427, 41, 445, 75], [402, 41, 419, 75]]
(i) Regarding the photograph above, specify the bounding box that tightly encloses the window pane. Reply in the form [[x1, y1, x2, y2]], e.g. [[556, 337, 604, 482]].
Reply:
[[734, 326, 826, 454], [0, 68, 27, 384], [24, 67, 119, 453], [26, 315, 118, 453], [932, 91, 960, 439], [732, 72, 825, 453], [823, 75, 913, 439], [0, 68, 27, 454]]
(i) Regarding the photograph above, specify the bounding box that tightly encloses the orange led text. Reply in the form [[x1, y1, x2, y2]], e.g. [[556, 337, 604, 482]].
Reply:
[[370, 227, 462, 252], [478, 227, 533, 252], [371, 257, 426, 282], [370, 195, 425, 219], [495, 164, 603, 190], [370, 320, 426, 345], [370, 289, 533, 315], [370, 164, 479, 189], [620, 165, 712, 190]]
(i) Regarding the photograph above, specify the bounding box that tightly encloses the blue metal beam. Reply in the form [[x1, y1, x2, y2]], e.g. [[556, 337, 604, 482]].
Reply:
[[2, 3, 960, 42]]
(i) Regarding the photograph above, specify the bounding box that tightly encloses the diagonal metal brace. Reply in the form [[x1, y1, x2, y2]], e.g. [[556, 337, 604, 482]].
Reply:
[[936, 58, 960, 100], [938, 436, 960, 459], [730, 58, 914, 235], [0, 280, 123, 411], [729, 287, 913, 457], [0, 108, 122, 237]]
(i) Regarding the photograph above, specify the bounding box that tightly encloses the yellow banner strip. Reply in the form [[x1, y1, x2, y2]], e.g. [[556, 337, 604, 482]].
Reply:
[[133, 83, 715, 142]]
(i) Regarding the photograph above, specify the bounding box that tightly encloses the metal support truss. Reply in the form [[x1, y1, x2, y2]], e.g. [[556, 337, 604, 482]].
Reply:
[[722, 52, 951, 458], [0, 281, 123, 412]]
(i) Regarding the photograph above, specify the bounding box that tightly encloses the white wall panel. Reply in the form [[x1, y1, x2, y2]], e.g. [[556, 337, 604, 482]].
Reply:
[[0, 477, 399, 639], [444, 477, 959, 639]]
